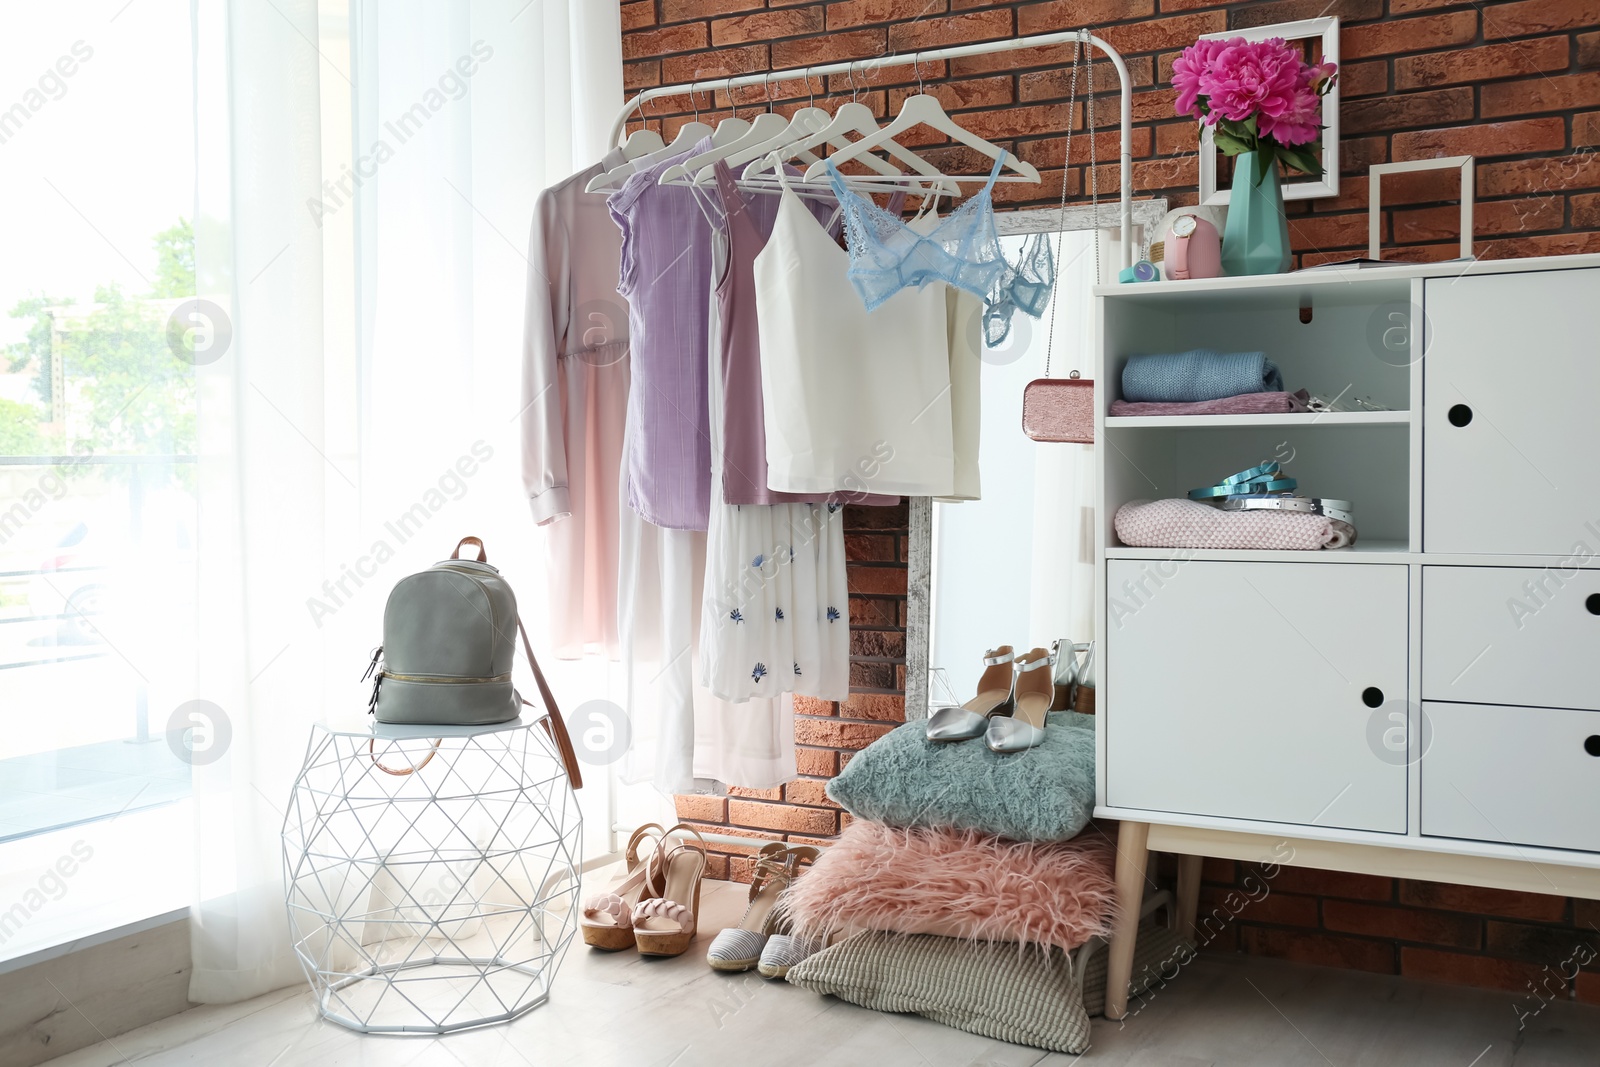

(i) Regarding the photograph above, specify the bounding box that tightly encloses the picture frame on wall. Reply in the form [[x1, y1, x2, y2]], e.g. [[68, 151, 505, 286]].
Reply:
[[1196, 16, 1341, 204]]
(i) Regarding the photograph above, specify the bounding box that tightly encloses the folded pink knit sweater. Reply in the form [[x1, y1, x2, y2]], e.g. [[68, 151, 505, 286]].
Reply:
[[1114, 498, 1356, 551]]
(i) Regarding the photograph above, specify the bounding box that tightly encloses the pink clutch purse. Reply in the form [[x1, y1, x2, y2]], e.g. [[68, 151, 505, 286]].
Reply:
[[1022, 372, 1094, 443]]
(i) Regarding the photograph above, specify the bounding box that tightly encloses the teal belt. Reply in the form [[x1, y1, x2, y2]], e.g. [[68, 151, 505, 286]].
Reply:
[[1188, 461, 1298, 500]]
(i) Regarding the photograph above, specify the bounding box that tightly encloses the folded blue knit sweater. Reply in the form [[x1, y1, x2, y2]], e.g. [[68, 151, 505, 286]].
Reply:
[[1121, 348, 1284, 404]]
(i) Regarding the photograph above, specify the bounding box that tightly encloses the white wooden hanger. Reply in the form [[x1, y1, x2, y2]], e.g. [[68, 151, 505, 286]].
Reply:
[[743, 98, 958, 197], [802, 65, 1040, 186], [670, 113, 753, 184], [666, 69, 839, 186], [586, 118, 710, 192], [586, 90, 729, 193], [657, 110, 792, 184], [621, 126, 665, 160], [658, 74, 807, 185]]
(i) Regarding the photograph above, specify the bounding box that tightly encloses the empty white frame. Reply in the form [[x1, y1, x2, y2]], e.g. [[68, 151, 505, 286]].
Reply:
[[1368, 155, 1475, 260], [1196, 17, 1341, 204]]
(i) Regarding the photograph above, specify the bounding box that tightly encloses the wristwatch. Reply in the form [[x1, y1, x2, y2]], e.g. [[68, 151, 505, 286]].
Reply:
[[1167, 213, 1221, 281]]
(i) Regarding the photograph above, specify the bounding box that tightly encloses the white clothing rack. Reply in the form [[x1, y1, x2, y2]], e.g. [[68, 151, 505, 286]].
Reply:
[[608, 30, 1137, 269]]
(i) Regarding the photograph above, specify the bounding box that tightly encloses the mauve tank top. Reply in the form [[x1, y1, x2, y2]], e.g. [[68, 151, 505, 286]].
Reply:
[[708, 158, 901, 508]]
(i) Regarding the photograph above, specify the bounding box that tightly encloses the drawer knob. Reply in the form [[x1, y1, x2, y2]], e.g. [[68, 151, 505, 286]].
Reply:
[[1362, 686, 1384, 708], [1447, 404, 1473, 427], [1587, 594, 1600, 616], [1586, 736, 1600, 758]]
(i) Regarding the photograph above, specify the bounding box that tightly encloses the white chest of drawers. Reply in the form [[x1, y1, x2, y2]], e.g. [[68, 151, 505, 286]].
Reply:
[[1090, 254, 1600, 1017]]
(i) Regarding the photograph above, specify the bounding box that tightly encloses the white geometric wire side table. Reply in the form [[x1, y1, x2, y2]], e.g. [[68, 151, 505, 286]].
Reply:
[[281, 717, 581, 1034]]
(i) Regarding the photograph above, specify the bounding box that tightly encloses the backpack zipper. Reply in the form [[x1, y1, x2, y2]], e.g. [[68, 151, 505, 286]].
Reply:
[[378, 670, 513, 684], [434, 563, 507, 672]]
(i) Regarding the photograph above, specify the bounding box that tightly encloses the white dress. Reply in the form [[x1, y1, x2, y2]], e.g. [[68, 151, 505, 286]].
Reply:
[[615, 253, 801, 794], [700, 243, 850, 704], [616, 413, 802, 793], [754, 172, 957, 498]]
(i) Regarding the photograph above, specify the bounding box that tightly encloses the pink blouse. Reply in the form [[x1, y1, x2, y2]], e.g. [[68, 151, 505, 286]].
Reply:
[[521, 149, 630, 659]]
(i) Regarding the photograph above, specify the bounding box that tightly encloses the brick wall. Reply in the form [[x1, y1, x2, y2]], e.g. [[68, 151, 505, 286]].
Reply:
[[629, 0, 1600, 996], [1158, 854, 1600, 1004]]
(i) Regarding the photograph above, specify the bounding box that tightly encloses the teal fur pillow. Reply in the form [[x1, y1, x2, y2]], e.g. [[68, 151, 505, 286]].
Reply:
[[826, 712, 1095, 841]]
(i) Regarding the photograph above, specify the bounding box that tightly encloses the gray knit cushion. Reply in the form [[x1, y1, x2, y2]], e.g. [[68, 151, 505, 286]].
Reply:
[[825, 712, 1095, 842], [785, 925, 1195, 1053], [786, 931, 1092, 1054], [1078, 924, 1195, 1017]]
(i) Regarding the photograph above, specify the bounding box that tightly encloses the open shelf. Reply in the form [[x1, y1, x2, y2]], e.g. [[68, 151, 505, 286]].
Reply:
[[1102, 421, 1413, 549], [1099, 275, 1418, 415], [1105, 410, 1410, 430]]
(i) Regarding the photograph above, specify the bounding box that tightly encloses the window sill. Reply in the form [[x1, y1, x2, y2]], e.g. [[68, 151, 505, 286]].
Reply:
[[0, 801, 195, 971]]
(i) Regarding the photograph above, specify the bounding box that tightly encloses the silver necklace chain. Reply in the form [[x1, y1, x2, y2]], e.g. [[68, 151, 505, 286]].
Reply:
[[1044, 29, 1099, 380]]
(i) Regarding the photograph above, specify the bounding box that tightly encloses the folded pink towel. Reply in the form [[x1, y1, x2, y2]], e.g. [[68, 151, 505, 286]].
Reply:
[[1114, 498, 1357, 551], [1109, 389, 1311, 417]]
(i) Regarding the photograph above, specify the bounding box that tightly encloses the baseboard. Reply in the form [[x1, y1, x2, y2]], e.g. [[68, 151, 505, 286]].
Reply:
[[0, 916, 193, 1067]]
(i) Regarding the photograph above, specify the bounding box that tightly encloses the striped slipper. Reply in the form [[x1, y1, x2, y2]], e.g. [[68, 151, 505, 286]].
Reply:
[[758, 933, 821, 979], [706, 843, 817, 973]]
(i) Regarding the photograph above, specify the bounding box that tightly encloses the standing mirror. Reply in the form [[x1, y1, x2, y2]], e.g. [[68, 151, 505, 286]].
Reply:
[[905, 201, 1167, 720]]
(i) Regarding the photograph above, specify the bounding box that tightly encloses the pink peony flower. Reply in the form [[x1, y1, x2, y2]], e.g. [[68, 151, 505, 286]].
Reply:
[[1168, 34, 1337, 160], [1303, 60, 1338, 91], [1257, 82, 1323, 145], [1171, 37, 1229, 119], [1203, 38, 1304, 124]]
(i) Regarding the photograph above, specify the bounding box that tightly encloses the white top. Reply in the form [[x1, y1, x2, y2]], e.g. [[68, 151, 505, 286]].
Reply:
[[754, 173, 957, 497]]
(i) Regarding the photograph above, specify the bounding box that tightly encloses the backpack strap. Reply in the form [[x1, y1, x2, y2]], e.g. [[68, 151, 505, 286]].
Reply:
[[517, 615, 583, 790], [451, 536, 487, 562]]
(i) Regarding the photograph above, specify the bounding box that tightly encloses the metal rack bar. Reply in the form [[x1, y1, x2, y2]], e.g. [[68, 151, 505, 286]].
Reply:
[[607, 29, 1137, 268]]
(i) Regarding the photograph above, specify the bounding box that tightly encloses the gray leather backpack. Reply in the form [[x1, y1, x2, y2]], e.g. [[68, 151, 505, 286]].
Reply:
[[366, 536, 581, 788]]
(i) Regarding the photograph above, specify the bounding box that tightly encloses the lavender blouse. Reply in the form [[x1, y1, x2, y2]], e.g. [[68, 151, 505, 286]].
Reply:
[[608, 140, 716, 532]]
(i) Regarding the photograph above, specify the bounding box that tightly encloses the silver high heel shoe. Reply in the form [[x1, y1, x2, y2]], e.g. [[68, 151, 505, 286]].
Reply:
[[1074, 641, 1096, 713], [987, 647, 1053, 754], [926, 646, 1016, 741], [1049, 638, 1079, 711]]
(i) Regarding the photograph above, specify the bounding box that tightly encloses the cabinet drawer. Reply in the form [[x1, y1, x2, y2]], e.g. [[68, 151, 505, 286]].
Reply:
[[1106, 560, 1408, 833], [1422, 566, 1600, 711], [1422, 701, 1600, 853], [1423, 268, 1600, 555]]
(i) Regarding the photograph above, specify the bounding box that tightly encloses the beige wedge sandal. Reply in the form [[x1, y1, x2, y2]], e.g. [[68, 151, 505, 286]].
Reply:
[[631, 824, 709, 958], [705, 843, 818, 972], [580, 822, 667, 951]]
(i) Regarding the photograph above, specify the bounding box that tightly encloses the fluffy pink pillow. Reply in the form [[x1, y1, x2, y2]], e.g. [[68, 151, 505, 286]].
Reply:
[[781, 820, 1117, 952]]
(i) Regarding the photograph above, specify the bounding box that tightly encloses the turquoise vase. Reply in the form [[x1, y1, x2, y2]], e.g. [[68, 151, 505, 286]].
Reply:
[[1220, 149, 1292, 276]]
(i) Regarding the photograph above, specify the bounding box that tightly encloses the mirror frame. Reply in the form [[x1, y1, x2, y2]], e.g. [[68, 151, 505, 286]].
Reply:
[[902, 199, 1168, 721]]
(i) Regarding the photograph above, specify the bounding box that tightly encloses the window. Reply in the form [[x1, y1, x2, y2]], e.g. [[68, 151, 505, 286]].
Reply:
[[0, 0, 198, 962]]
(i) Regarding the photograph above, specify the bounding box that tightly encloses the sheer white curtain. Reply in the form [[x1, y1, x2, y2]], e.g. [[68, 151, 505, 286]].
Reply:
[[190, 0, 621, 1004]]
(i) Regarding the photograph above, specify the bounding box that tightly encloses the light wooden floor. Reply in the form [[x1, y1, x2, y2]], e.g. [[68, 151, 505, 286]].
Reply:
[[40, 876, 1600, 1067]]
